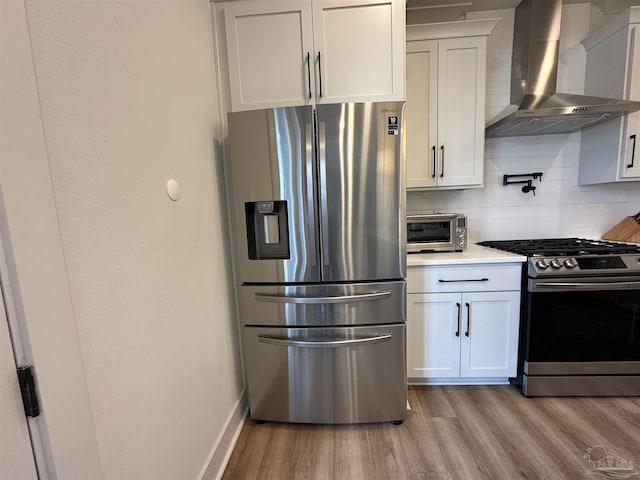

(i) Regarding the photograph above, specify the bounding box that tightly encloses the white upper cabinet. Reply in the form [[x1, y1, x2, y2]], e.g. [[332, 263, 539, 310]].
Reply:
[[405, 20, 498, 190], [579, 7, 640, 184], [224, 2, 315, 110], [222, 0, 405, 112], [406, 39, 438, 188], [312, 0, 404, 104]]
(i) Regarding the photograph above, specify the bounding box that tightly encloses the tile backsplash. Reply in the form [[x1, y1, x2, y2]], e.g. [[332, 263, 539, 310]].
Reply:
[[407, 5, 640, 243]]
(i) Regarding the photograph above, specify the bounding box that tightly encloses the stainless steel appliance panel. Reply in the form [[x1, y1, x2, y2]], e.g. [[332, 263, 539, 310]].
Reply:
[[228, 107, 320, 284], [316, 103, 406, 282], [523, 375, 640, 397], [240, 281, 406, 327], [243, 324, 407, 424]]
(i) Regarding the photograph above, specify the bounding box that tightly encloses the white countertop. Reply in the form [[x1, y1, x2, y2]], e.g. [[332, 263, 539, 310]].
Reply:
[[407, 244, 527, 266]]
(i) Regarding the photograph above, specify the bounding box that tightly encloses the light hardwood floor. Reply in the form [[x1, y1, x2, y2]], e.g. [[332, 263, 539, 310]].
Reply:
[[222, 385, 640, 480]]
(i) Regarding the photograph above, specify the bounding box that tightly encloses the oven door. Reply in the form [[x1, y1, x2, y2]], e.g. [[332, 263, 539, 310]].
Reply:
[[525, 276, 640, 375]]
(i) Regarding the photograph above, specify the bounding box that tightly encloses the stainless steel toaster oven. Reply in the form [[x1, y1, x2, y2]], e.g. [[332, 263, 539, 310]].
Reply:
[[407, 213, 467, 253]]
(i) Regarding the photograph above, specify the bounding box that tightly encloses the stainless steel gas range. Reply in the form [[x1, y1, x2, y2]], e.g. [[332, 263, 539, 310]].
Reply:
[[478, 238, 640, 397]]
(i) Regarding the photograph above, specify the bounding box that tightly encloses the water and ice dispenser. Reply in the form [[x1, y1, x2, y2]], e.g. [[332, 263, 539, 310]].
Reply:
[[245, 201, 290, 260]]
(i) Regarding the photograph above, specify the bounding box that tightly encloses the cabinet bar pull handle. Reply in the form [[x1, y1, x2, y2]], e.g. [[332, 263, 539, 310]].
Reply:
[[455, 302, 461, 337], [628, 134, 637, 168], [306, 52, 312, 99], [438, 278, 489, 283], [440, 145, 444, 178], [432, 146, 436, 178], [465, 302, 470, 337], [258, 334, 392, 348], [317, 51, 323, 98]]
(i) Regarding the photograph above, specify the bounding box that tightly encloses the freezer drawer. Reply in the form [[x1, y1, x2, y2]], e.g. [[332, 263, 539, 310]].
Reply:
[[240, 281, 406, 327], [243, 325, 407, 424]]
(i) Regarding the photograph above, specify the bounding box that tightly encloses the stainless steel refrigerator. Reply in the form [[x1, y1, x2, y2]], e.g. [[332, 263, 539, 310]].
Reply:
[[227, 102, 406, 424]]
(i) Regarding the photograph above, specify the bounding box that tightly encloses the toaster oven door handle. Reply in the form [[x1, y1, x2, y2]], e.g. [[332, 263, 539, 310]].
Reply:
[[439, 278, 489, 283]]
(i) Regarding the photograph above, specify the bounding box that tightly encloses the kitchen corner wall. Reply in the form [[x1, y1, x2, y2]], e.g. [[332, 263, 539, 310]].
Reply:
[[407, 5, 640, 243], [10, 1, 244, 478]]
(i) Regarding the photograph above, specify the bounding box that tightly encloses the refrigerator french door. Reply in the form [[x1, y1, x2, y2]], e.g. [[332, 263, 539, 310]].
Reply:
[[227, 102, 406, 424]]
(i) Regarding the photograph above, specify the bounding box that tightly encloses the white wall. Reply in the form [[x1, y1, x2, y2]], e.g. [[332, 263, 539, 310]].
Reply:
[[407, 5, 640, 242], [3, 0, 244, 478]]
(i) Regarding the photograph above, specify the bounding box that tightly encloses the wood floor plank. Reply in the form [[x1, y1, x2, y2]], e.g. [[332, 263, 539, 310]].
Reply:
[[394, 423, 449, 476], [222, 386, 640, 479]]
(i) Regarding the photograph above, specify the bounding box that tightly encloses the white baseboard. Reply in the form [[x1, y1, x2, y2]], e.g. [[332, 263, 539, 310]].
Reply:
[[408, 378, 511, 385], [198, 388, 248, 480]]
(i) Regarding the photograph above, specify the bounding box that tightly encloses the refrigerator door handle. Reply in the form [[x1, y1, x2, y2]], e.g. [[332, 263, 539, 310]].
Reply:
[[305, 122, 317, 267], [257, 334, 392, 348], [255, 290, 392, 304], [318, 121, 330, 268]]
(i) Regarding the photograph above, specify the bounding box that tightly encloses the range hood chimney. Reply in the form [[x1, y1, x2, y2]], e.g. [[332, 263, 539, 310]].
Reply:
[[485, 0, 640, 138]]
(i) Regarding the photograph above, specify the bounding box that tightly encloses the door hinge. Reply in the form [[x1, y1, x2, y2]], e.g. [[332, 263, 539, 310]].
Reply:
[[17, 365, 40, 417]]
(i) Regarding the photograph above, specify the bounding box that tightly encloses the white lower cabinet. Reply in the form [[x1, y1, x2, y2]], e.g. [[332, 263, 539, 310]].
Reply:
[[407, 263, 521, 383]]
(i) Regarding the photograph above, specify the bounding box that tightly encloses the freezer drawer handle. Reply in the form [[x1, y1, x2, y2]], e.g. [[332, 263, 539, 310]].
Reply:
[[257, 333, 392, 348], [255, 290, 392, 304], [439, 278, 489, 283]]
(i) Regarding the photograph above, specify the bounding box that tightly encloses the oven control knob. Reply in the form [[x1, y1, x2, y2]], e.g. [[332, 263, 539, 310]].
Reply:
[[550, 259, 563, 269], [535, 259, 549, 270], [564, 258, 578, 269]]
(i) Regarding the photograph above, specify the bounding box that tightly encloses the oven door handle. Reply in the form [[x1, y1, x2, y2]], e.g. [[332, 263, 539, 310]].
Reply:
[[531, 280, 640, 292]]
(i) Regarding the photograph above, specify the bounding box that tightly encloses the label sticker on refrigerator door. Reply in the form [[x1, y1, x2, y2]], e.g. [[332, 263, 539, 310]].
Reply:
[[388, 116, 398, 135]]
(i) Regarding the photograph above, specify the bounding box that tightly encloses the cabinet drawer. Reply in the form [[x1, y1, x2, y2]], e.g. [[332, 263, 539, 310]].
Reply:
[[407, 264, 522, 293]]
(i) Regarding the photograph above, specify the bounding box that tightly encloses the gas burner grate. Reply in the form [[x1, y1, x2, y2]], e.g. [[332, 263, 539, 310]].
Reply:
[[477, 238, 640, 257]]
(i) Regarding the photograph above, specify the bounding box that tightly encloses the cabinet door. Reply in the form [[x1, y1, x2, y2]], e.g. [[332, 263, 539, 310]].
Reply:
[[312, 0, 404, 104], [406, 40, 438, 188], [224, 1, 315, 111], [621, 25, 640, 179], [580, 20, 640, 184], [407, 293, 461, 378], [459, 291, 520, 378], [437, 37, 485, 187]]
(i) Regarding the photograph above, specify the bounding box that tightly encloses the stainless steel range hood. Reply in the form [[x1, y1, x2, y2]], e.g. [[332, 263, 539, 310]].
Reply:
[[485, 0, 640, 138]]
